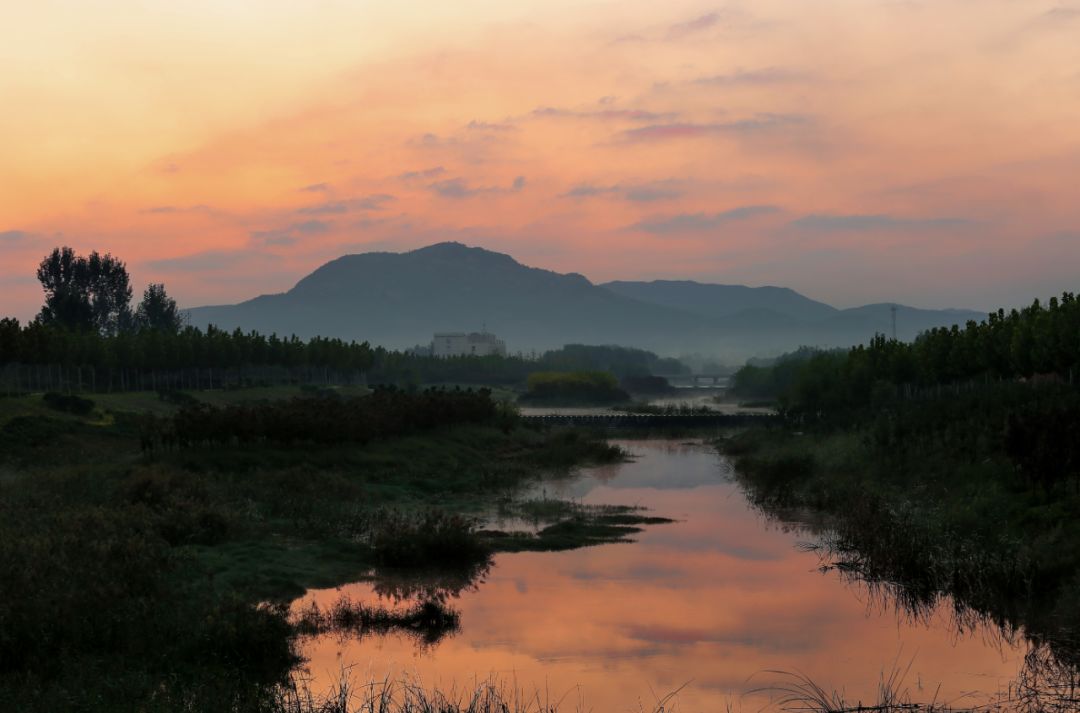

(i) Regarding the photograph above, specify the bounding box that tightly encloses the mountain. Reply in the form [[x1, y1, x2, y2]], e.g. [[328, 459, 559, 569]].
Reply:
[[601, 280, 839, 323], [186, 242, 711, 353], [185, 242, 985, 358]]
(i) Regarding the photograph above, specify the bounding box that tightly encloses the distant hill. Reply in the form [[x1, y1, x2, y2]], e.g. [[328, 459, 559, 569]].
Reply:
[[187, 243, 711, 353], [185, 242, 985, 358], [601, 280, 839, 323]]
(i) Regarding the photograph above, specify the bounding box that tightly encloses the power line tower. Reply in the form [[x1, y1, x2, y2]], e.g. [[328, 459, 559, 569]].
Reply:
[[890, 304, 898, 341]]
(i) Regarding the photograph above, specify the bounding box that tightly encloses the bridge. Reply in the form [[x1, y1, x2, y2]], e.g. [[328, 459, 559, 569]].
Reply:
[[521, 412, 775, 428]]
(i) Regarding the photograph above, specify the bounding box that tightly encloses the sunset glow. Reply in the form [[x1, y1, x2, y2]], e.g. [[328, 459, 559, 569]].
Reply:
[[3, 0, 1079, 321]]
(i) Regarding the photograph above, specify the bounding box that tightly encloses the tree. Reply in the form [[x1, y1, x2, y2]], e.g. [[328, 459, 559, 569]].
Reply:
[[35, 247, 133, 334], [36, 247, 94, 330], [86, 251, 133, 335], [134, 283, 184, 333]]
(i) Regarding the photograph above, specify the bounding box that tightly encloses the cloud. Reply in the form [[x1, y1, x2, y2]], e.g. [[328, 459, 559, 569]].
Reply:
[[561, 181, 683, 202], [296, 194, 394, 216], [429, 178, 478, 199], [147, 249, 281, 273], [300, 182, 330, 193], [562, 184, 619, 198], [1032, 6, 1080, 29], [618, 114, 810, 142], [531, 106, 679, 122], [139, 204, 214, 215], [624, 185, 683, 202], [632, 206, 780, 233], [667, 12, 721, 39], [250, 219, 332, 246], [466, 120, 515, 131], [292, 220, 330, 233], [398, 166, 446, 181], [791, 214, 972, 232], [0, 229, 29, 243], [296, 202, 348, 216], [428, 176, 526, 199], [693, 67, 809, 86]]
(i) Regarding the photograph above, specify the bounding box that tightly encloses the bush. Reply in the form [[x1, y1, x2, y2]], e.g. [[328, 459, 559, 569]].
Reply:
[[520, 371, 630, 405], [42, 391, 95, 416], [369, 509, 492, 569], [167, 387, 498, 449]]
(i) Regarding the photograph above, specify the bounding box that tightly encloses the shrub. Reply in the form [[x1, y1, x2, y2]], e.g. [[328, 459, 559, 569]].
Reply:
[[42, 391, 95, 416]]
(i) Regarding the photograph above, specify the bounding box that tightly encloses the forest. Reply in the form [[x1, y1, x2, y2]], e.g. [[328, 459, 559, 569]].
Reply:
[[732, 293, 1080, 415]]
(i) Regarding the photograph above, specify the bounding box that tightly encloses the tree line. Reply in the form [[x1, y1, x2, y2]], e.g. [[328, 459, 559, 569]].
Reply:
[[0, 322, 694, 394], [2, 246, 692, 393], [731, 291, 1080, 492], [732, 292, 1080, 415]]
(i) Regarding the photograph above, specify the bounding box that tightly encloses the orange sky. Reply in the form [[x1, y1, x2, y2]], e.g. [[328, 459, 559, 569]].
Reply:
[[2, 0, 1079, 322]]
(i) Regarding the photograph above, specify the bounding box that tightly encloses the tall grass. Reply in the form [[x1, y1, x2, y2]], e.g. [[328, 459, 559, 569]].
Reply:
[[272, 671, 687, 713], [292, 595, 460, 647]]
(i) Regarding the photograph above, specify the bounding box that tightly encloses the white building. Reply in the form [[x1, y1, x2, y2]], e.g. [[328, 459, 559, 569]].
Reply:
[[431, 331, 507, 358]]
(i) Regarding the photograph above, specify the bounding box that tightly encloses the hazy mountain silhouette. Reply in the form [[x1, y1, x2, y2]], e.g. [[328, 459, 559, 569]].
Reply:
[[602, 280, 839, 322], [185, 242, 984, 358], [186, 243, 710, 352]]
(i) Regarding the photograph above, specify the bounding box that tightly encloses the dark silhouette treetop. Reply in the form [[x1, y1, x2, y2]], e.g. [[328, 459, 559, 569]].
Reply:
[[36, 247, 132, 335], [135, 283, 185, 333]]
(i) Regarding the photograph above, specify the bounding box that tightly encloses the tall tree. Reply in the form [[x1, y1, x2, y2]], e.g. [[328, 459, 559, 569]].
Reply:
[[36, 247, 134, 334], [36, 247, 94, 330], [86, 251, 134, 335], [134, 283, 184, 333]]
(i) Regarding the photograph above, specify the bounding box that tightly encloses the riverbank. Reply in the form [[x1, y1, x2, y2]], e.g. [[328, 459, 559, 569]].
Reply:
[[0, 389, 662, 712], [718, 391, 1080, 673]]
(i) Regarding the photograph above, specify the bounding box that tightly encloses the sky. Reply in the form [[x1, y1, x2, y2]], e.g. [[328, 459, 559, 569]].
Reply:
[[2, 0, 1079, 322]]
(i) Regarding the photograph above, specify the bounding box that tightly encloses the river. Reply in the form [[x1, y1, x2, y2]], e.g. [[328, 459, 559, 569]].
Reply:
[[292, 439, 1027, 711]]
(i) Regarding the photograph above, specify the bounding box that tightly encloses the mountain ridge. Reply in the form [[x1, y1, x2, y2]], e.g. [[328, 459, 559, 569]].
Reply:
[[185, 242, 985, 358]]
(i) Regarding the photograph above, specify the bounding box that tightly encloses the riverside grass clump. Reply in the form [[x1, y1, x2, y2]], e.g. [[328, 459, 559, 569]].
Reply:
[[369, 510, 492, 569], [292, 595, 461, 647]]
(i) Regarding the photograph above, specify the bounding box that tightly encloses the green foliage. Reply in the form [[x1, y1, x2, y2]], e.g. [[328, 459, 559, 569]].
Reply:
[[0, 318, 696, 395], [521, 370, 630, 405], [42, 391, 95, 415], [165, 387, 497, 448], [0, 321, 379, 392], [135, 282, 184, 333], [369, 509, 491, 569], [36, 247, 134, 335], [537, 344, 688, 377], [730, 348, 828, 400], [733, 292, 1080, 422], [0, 392, 632, 710], [620, 374, 676, 394]]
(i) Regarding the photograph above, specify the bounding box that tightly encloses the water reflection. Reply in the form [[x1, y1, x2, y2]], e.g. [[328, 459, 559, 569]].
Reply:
[[293, 440, 1038, 710]]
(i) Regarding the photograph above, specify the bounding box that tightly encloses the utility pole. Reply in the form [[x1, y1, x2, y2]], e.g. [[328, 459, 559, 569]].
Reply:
[[890, 304, 898, 341]]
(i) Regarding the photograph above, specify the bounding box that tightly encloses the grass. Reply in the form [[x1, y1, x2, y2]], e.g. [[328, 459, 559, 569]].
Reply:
[[484, 498, 675, 551], [292, 595, 461, 647], [273, 671, 689, 713], [719, 420, 1080, 675], [0, 389, 665, 711]]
